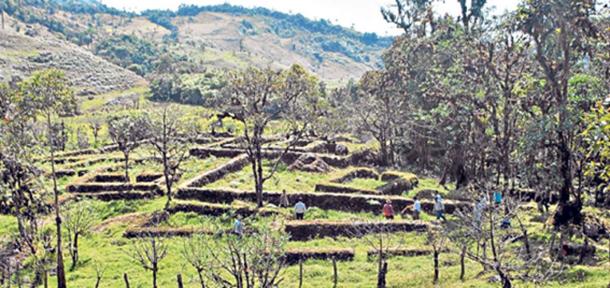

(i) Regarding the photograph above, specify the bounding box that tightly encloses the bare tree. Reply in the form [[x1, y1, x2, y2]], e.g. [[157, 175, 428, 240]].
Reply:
[[126, 226, 168, 288], [148, 105, 191, 210], [445, 184, 565, 288], [93, 261, 105, 288], [88, 117, 103, 146], [62, 200, 97, 270], [76, 127, 90, 150], [107, 113, 151, 181], [348, 222, 411, 288], [426, 225, 447, 285], [219, 65, 321, 207], [181, 234, 210, 288], [189, 226, 287, 288]]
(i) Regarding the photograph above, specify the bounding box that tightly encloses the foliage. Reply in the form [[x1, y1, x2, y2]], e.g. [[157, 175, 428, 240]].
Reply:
[[149, 71, 226, 106], [107, 112, 151, 180], [95, 35, 159, 76], [219, 64, 322, 207]]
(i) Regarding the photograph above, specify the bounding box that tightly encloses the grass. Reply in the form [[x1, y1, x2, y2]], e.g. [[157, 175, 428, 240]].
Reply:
[[205, 160, 335, 192], [8, 96, 609, 287], [408, 177, 455, 198], [0, 215, 17, 237], [39, 199, 610, 288], [343, 178, 386, 190]]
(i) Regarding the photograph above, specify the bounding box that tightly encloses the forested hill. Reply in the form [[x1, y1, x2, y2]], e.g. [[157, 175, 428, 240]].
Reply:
[[0, 0, 393, 83]]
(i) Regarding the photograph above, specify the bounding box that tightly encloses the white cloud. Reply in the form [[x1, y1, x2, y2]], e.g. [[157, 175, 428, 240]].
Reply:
[[99, 0, 520, 36]]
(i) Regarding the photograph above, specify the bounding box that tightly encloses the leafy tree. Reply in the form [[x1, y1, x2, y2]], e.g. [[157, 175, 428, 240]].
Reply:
[[518, 0, 600, 227], [95, 35, 159, 76], [353, 70, 407, 166], [18, 69, 76, 288], [107, 113, 151, 181], [1, 83, 50, 286], [219, 65, 321, 207]]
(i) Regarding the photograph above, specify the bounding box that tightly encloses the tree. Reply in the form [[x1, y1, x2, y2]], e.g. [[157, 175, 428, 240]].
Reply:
[[18, 69, 76, 288], [353, 70, 407, 166], [1, 82, 51, 287], [181, 234, 211, 288], [88, 117, 103, 146], [219, 65, 321, 207], [187, 227, 287, 288], [126, 226, 168, 288], [381, 0, 434, 36], [446, 185, 564, 288], [62, 200, 97, 270], [426, 225, 447, 285], [348, 222, 411, 288], [148, 105, 191, 210], [518, 0, 600, 227], [107, 113, 151, 181]]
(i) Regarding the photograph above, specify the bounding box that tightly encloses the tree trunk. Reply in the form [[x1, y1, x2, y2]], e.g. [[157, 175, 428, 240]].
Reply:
[[433, 249, 439, 284], [123, 273, 130, 288], [70, 232, 79, 270], [163, 153, 172, 210], [332, 257, 338, 288], [47, 114, 67, 288], [377, 262, 387, 288], [256, 145, 264, 208], [459, 245, 466, 281], [95, 276, 101, 288], [153, 268, 158, 288], [124, 153, 130, 183], [196, 268, 206, 288], [298, 260, 303, 288]]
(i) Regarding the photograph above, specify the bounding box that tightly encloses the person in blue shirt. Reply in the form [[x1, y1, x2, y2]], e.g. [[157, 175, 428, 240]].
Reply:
[[494, 191, 502, 207]]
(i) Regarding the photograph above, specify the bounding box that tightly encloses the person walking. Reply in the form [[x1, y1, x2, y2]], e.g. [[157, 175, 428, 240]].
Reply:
[[279, 189, 290, 208], [412, 196, 421, 220], [294, 198, 307, 220], [434, 195, 446, 221], [233, 215, 244, 237], [383, 199, 395, 220]]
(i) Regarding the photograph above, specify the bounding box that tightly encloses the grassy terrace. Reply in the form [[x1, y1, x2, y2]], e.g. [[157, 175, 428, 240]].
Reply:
[[25, 197, 608, 288], [204, 161, 425, 195]]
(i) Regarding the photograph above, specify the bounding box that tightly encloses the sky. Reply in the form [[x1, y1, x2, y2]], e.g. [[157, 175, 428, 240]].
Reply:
[[99, 0, 521, 36]]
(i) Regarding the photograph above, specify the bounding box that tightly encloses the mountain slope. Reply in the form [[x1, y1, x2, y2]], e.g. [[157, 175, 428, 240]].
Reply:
[[2, 1, 393, 83], [0, 14, 146, 95]]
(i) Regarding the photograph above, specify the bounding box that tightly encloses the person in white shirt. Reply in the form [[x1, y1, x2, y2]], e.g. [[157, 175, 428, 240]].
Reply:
[[413, 196, 422, 220], [434, 195, 446, 221], [294, 198, 307, 220], [234, 215, 244, 237]]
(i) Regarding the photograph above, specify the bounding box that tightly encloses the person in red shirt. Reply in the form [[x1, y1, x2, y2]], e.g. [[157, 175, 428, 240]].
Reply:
[[383, 199, 395, 220]]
